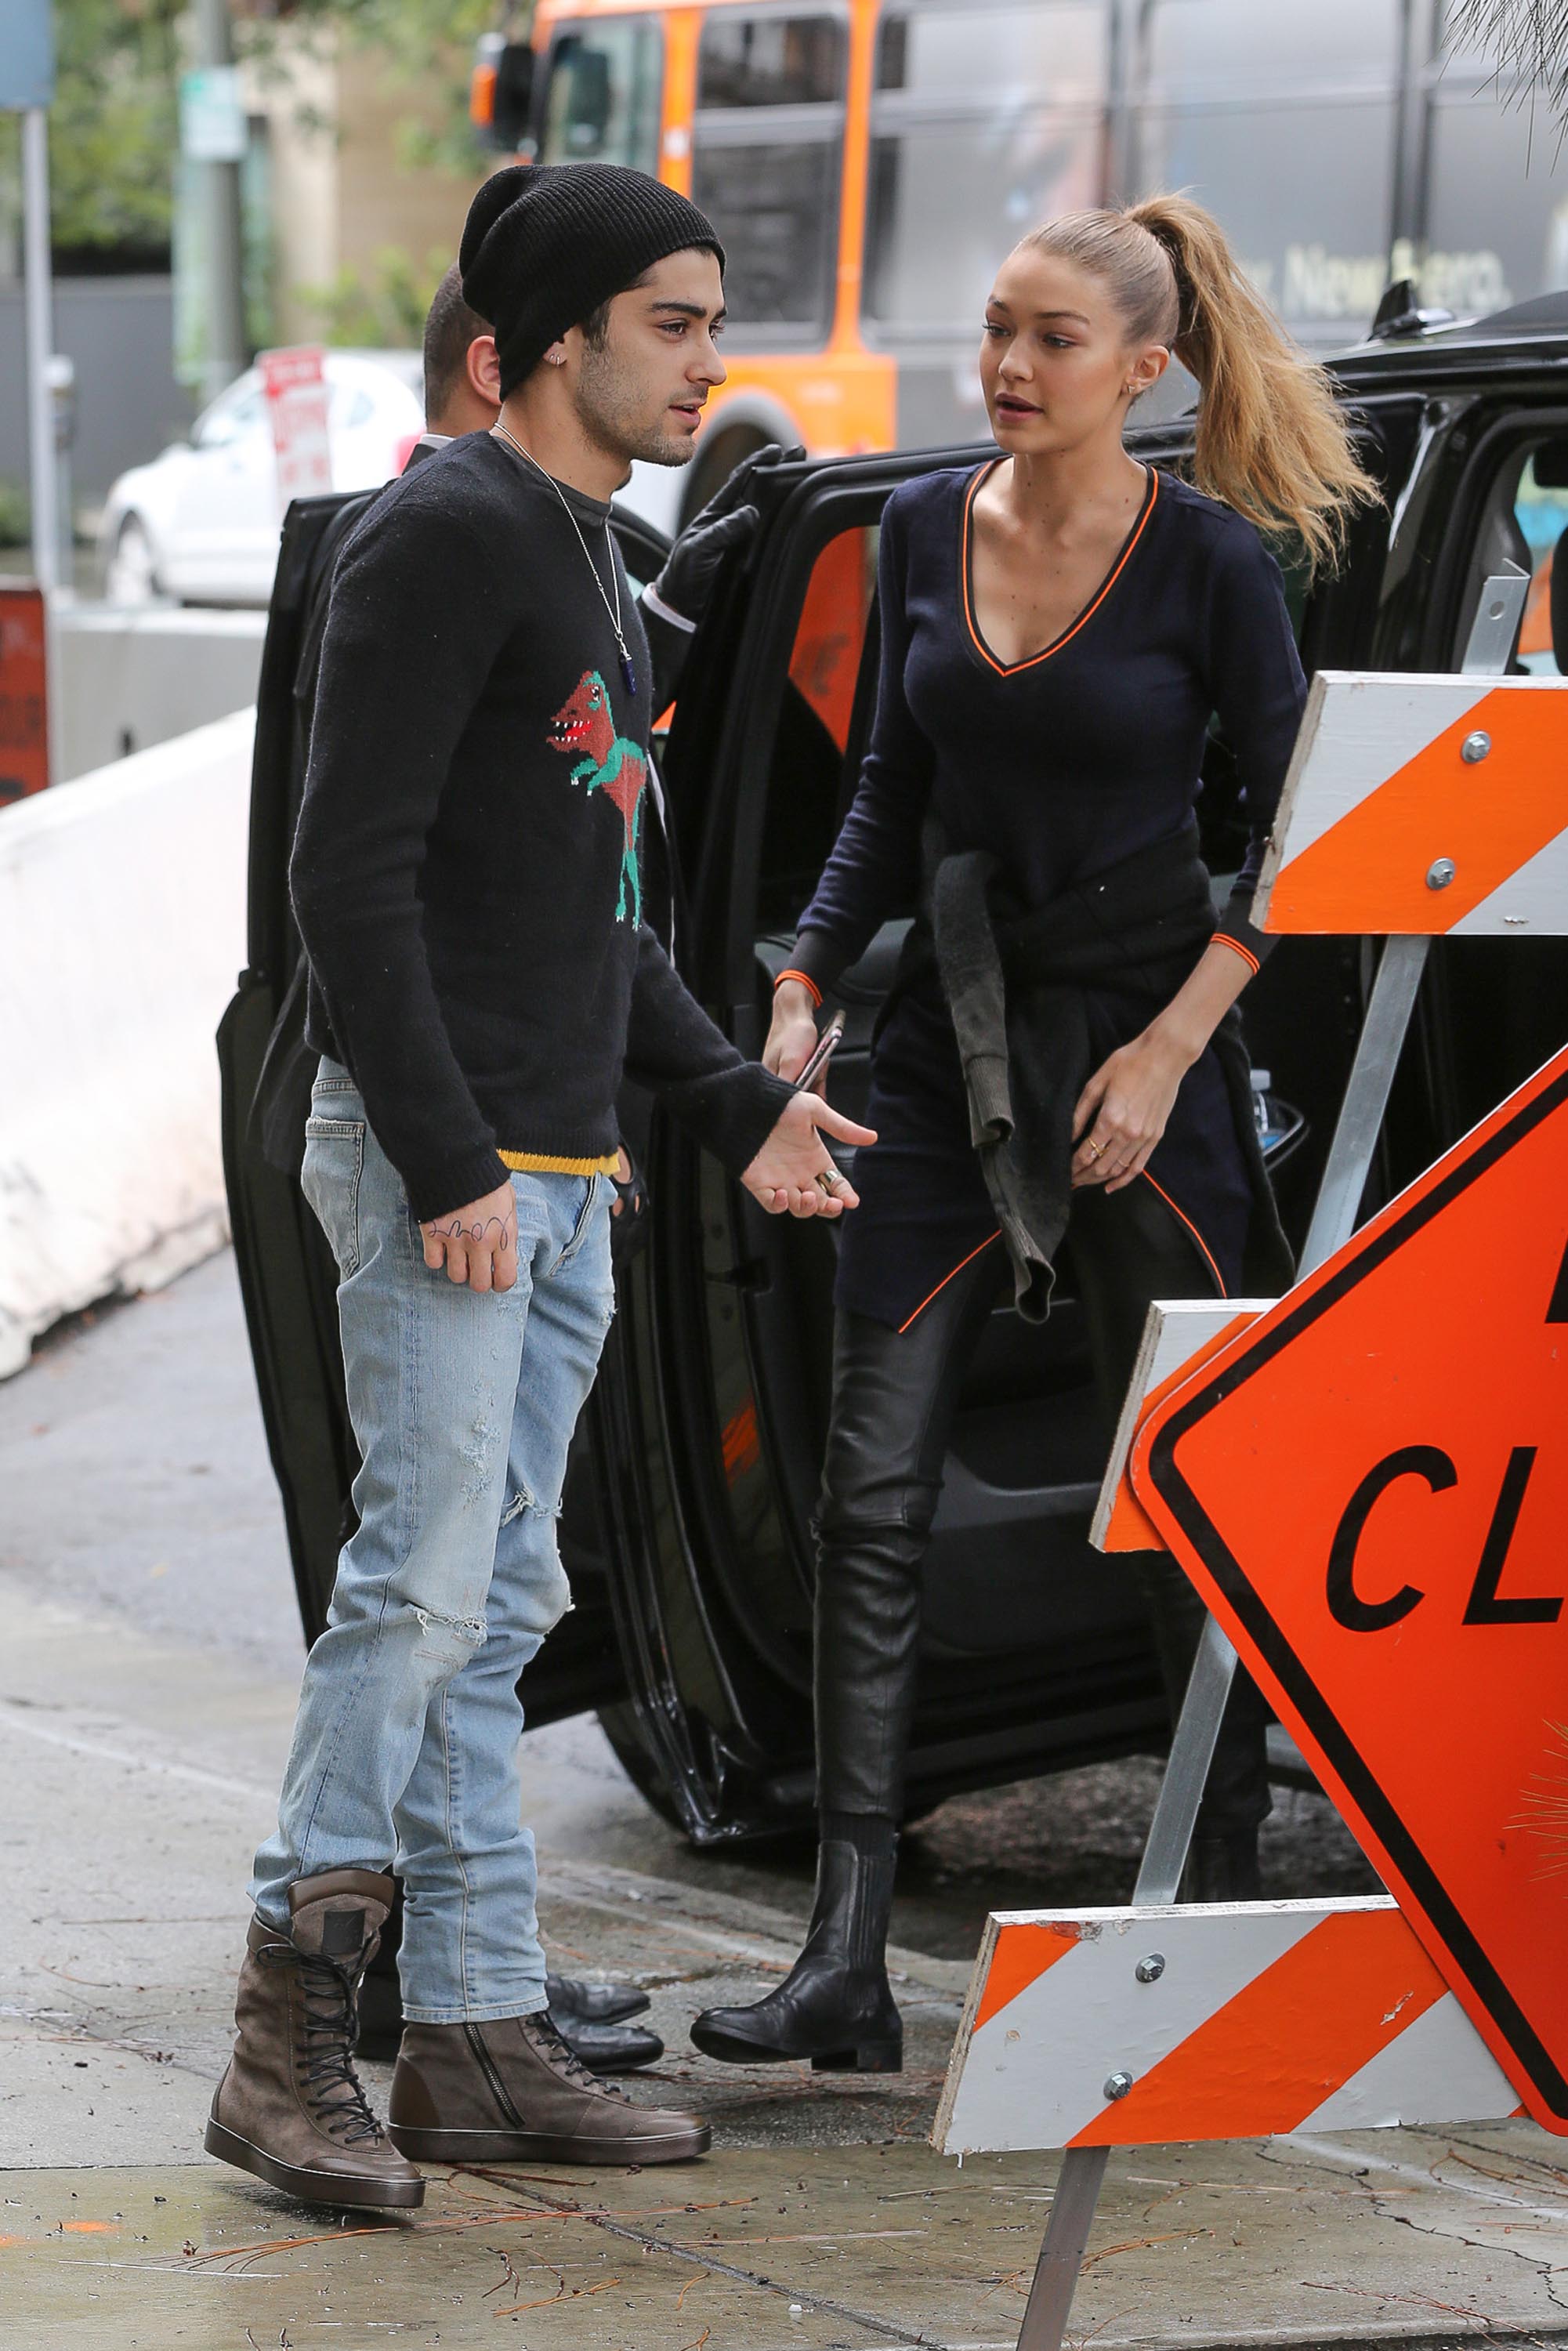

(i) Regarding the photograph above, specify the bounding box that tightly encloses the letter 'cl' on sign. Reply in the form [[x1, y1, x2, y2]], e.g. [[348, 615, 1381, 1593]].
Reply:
[[1132, 1042, 1568, 2132]]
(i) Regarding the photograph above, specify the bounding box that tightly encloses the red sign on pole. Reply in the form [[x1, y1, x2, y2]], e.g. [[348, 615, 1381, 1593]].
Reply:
[[0, 580, 49, 802], [1133, 1045, 1568, 2130], [259, 345, 332, 511]]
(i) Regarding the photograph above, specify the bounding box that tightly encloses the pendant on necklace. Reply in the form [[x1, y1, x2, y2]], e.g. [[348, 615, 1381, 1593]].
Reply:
[[621, 653, 638, 697]]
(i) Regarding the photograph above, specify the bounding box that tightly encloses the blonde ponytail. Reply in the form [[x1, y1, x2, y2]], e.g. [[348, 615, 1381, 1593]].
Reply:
[[1021, 194, 1379, 571]]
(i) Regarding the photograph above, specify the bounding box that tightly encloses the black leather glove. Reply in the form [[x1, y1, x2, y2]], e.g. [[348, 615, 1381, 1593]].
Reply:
[[608, 1146, 651, 1266], [639, 444, 805, 707], [645, 440, 806, 631]]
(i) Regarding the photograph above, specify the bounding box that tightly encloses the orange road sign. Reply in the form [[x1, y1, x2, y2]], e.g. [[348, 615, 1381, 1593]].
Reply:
[[1132, 1042, 1568, 2131]]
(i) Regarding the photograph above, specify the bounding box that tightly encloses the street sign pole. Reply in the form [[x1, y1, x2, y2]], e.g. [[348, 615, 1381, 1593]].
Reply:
[[1014, 569, 1536, 2351], [21, 106, 58, 598]]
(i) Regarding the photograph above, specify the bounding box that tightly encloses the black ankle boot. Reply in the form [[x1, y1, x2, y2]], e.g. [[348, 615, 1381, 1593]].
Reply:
[[1181, 1829, 1263, 1903], [690, 1835, 903, 2072]]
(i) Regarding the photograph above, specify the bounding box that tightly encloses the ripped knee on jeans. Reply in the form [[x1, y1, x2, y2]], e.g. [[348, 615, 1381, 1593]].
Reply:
[[411, 1603, 487, 1656], [499, 1479, 562, 1529]]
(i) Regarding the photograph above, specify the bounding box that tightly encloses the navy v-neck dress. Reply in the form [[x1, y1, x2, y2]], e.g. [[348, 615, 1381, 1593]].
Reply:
[[789, 461, 1309, 1332]]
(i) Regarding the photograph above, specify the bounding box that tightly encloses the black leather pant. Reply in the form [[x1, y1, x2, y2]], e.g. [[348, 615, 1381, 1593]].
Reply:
[[813, 1179, 1272, 1837]]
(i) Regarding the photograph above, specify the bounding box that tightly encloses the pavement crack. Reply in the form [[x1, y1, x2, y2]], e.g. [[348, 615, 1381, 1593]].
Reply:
[[1263, 2133, 1568, 2329], [453, 2164, 957, 2346]]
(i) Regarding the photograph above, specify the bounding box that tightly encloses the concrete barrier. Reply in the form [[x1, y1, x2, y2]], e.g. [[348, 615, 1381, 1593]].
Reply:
[[53, 605, 266, 781], [0, 708, 254, 1378]]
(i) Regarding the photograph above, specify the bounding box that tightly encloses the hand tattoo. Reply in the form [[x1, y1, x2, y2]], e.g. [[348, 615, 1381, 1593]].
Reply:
[[424, 1215, 511, 1249]]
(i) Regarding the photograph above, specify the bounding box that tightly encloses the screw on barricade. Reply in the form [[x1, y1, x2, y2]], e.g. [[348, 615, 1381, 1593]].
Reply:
[[944, 566, 1552, 2351]]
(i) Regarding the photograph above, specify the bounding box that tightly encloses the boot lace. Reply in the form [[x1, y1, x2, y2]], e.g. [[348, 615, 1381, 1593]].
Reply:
[[259, 1942, 386, 2144], [524, 2009, 629, 2101]]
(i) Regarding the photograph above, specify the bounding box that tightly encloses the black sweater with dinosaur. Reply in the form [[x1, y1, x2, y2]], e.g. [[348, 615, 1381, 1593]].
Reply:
[[291, 431, 790, 1220]]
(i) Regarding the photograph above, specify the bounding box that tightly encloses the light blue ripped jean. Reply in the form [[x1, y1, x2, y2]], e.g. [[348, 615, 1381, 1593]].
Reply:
[[249, 1058, 614, 2023]]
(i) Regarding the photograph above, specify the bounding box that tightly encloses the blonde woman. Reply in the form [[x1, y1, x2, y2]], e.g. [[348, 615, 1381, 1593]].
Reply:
[[692, 197, 1377, 2074]]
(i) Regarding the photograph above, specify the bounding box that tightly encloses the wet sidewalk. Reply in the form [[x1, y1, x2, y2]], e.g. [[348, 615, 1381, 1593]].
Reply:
[[10, 2127, 1568, 2351], [7, 1259, 1568, 2347]]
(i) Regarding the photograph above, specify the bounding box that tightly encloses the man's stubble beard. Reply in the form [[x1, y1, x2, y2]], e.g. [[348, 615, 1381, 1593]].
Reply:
[[577, 339, 697, 471]]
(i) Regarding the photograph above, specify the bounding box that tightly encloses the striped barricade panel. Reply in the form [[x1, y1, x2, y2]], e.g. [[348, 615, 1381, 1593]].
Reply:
[[934, 1897, 1518, 2156], [1255, 672, 1568, 938], [1091, 1301, 1270, 1553]]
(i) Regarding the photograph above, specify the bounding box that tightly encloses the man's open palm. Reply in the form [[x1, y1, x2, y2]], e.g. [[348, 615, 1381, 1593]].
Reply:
[[742, 1091, 875, 1217]]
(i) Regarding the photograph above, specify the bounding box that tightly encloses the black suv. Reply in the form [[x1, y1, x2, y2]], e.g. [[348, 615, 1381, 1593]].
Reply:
[[219, 291, 1568, 1846]]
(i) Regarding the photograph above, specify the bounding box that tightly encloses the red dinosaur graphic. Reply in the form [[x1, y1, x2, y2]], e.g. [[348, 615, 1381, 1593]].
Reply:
[[547, 668, 646, 922]]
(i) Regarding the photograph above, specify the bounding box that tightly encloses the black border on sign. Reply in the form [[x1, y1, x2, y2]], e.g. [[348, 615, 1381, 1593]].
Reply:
[[1148, 1059, 1568, 2121]]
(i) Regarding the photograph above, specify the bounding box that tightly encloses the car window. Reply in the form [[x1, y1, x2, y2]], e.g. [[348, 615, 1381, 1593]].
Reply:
[[692, 12, 848, 340], [756, 520, 878, 933], [537, 17, 662, 169], [194, 381, 263, 449], [331, 383, 376, 433], [1443, 433, 1568, 673], [1515, 446, 1568, 676]]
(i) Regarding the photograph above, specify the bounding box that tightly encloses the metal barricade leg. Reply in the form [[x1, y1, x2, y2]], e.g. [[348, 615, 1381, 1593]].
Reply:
[[1010, 938, 1436, 2351], [1299, 936, 1431, 1273], [1017, 2146, 1110, 2351], [1014, 1616, 1239, 2349]]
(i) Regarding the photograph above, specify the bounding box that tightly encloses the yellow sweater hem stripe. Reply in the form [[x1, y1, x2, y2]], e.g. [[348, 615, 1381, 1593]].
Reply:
[[498, 1149, 621, 1177]]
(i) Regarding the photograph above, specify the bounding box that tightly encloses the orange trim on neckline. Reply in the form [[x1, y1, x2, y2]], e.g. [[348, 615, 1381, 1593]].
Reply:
[[961, 462, 1159, 678], [1140, 1172, 1226, 1298], [897, 1230, 1001, 1335]]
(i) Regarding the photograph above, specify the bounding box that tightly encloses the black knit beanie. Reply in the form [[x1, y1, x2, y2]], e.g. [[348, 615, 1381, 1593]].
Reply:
[[460, 164, 725, 397]]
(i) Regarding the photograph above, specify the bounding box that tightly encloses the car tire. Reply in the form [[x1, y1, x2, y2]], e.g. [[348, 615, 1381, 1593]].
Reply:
[[596, 1699, 690, 1832], [106, 516, 162, 605]]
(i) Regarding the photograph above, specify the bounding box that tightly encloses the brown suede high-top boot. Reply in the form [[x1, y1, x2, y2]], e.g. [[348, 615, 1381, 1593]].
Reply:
[[388, 2009, 709, 2164], [206, 1869, 425, 2208]]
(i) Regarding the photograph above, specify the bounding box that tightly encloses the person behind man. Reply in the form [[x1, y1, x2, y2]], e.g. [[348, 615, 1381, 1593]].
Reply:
[[209, 162, 874, 2213]]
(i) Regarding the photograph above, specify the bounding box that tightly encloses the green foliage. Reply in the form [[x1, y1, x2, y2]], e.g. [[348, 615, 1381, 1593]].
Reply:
[[0, 479, 29, 549], [295, 242, 449, 346], [250, 0, 524, 176], [0, 0, 529, 275], [0, 0, 183, 258]]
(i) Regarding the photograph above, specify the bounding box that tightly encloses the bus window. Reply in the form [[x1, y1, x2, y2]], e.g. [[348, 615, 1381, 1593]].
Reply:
[[1135, 0, 1402, 351], [1421, 81, 1566, 322], [864, 4, 1106, 337], [537, 18, 662, 172], [697, 13, 846, 107], [691, 13, 849, 341]]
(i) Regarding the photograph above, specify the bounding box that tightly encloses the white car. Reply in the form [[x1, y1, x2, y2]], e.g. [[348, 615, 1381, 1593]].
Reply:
[[101, 350, 425, 607]]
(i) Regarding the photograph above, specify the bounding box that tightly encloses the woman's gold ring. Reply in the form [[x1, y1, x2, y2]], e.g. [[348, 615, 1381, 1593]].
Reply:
[[1086, 1139, 1106, 1161]]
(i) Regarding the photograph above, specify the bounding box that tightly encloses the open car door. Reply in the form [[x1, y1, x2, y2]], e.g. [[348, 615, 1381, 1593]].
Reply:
[[216, 486, 672, 1726], [581, 410, 1437, 1844]]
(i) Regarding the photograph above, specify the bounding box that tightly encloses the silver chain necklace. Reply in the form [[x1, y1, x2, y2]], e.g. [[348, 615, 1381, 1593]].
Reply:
[[490, 421, 637, 697]]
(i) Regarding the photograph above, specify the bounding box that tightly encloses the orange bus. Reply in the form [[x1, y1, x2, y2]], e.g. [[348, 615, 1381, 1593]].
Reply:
[[478, 0, 1563, 534]]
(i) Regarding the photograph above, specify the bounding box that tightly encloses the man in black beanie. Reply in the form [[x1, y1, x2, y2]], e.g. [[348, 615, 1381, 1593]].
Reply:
[[208, 164, 873, 2212]]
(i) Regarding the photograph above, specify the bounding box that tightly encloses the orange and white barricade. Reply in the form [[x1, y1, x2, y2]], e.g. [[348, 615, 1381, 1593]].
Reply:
[[936, 596, 1568, 2351], [939, 1899, 1516, 2157]]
